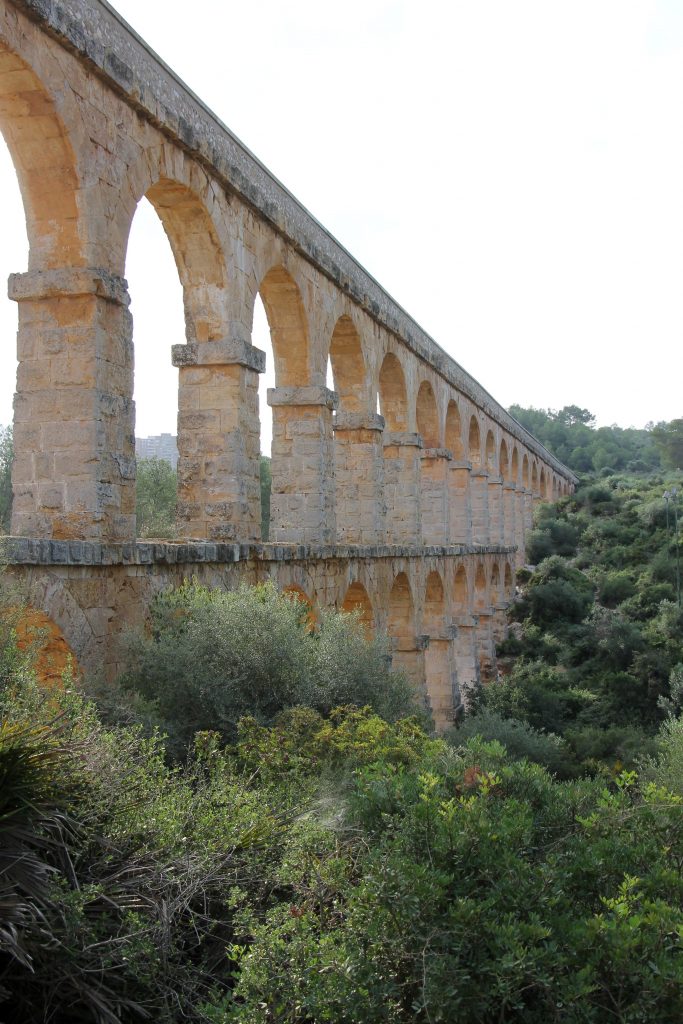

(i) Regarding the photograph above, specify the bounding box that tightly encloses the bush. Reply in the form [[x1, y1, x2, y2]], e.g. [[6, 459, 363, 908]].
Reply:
[[118, 581, 420, 753], [598, 570, 636, 608], [446, 709, 574, 776], [641, 714, 683, 795], [135, 457, 176, 538]]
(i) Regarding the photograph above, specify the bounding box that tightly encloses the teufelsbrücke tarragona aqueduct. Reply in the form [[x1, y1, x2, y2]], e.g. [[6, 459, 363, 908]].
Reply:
[[1, 0, 576, 727]]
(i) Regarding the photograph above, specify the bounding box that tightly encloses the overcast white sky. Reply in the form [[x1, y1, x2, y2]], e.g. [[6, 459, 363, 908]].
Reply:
[[1, 0, 682, 443]]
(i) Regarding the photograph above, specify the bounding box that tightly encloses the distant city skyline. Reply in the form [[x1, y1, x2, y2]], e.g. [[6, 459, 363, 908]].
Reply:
[[0, 0, 681, 445]]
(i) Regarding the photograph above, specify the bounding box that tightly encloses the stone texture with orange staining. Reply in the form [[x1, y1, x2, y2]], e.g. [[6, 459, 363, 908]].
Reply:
[[15, 607, 79, 688]]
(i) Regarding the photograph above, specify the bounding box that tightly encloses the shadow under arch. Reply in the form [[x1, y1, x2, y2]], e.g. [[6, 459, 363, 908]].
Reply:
[[474, 561, 487, 611], [499, 438, 510, 481], [491, 561, 501, 603], [424, 570, 445, 632], [341, 580, 374, 636], [445, 400, 464, 459], [454, 564, 469, 609], [329, 314, 365, 412], [468, 416, 481, 466], [259, 264, 311, 387], [485, 429, 496, 473], [0, 42, 83, 268], [504, 560, 514, 597], [511, 445, 519, 484], [387, 571, 415, 655], [416, 381, 439, 448], [378, 352, 408, 431]]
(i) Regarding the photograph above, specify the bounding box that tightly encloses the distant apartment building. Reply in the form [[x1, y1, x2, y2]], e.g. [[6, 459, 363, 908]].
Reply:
[[135, 433, 178, 469]]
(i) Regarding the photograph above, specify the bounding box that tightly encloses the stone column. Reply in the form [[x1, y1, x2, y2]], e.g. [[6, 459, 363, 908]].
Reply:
[[267, 385, 338, 544], [383, 432, 423, 545], [9, 267, 135, 542], [503, 482, 517, 549], [475, 608, 496, 682], [523, 487, 534, 535], [424, 621, 458, 732], [470, 468, 490, 545], [392, 632, 428, 704], [448, 461, 472, 545], [492, 602, 509, 647], [487, 475, 504, 546], [514, 486, 527, 565], [420, 448, 452, 546], [453, 615, 479, 706], [333, 411, 385, 544], [171, 335, 265, 541]]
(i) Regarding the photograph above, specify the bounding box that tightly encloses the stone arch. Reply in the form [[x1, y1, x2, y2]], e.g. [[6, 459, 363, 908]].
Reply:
[[531, 461, 539, 493], [468, 416, 481, 466], [416, 380, 439, 447], [25, 574, 98, 669], [424, 570, 445, 632], [522, 453, 530, 488], [491, 562, 501, 603], [445, 400, 464, 459], [474, 562, 487, 610], [485, 429, 496, 473], [0, 42, 83, 268], [379, 352, 408, 430], [539, 467, 547, 499], [341, 580, 374, 635], [259, 265, 311, 386], [499, 438, 510, 481], [454, 564, 469, 608], [504, 560, 514, 597], [387, 571, 415, 650], [511, 446, 519, 484], [329, 314, 365, 412], [142, 177, 229, 344]]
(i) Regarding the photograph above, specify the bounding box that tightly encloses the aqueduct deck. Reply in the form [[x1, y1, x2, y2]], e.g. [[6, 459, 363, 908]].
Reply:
[[0, 0, 576, 726]]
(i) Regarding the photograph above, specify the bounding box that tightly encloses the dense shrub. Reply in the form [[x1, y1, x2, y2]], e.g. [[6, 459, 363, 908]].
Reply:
[[494, 472, 683, 763], [446, 709, 573, 776], [119, 581, 420, 752]]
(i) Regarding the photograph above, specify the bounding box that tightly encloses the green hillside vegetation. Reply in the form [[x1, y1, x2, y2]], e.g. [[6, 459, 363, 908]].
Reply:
[[507, 404, 675, 474], [462, 471, 683, 772]]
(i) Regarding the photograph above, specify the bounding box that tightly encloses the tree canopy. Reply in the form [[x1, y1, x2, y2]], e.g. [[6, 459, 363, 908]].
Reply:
[[508, 404, 663, 474]]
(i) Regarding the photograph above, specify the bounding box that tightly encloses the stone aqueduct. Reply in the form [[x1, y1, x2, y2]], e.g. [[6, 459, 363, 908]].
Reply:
[[0, 0, 575, 726]]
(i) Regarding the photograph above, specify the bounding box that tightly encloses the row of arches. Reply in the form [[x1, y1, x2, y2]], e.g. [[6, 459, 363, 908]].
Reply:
[[0, 11, 573, 548], [277, 556, 516, 729]]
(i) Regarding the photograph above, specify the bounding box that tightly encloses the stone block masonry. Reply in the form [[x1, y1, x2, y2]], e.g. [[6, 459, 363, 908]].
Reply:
[[0, 0, 576, 728]]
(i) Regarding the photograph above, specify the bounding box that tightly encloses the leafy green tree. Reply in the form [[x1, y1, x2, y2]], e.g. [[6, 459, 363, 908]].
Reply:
[[0, 425, 13, 533], [119, 581, 419, 753], [135, 457, 177, 538], [652, 417, 683, 470], [508, 405, 662, 474]]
